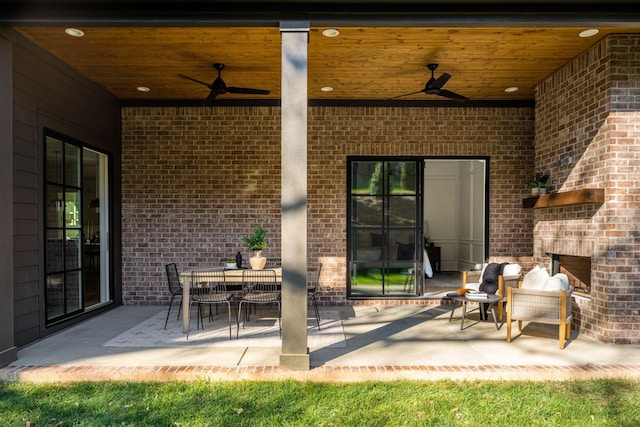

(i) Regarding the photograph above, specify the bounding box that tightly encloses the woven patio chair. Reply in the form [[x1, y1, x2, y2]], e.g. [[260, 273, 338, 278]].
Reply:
[[506, 286, 572, 349]]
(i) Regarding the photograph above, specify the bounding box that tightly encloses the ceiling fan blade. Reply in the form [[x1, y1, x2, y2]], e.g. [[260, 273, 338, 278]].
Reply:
[[436, 89, 469, 102], [422, 77, 435, 91], [226, 86, 270, 95], [180, 64, 271, 102], [388, 90, 424, 100], [393, 64, 467, 101], [178, 74, 212, 89], [204, 90, 220, 105], [431, 73, 451, 90]]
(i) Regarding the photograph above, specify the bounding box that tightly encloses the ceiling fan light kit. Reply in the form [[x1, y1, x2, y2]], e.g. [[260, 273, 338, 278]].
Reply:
[[178, 63, 270, 105], [390, 63, 468, 102]]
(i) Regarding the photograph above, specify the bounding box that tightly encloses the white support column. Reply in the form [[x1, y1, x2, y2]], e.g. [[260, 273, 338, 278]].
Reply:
[[279, 21, 309, 370]]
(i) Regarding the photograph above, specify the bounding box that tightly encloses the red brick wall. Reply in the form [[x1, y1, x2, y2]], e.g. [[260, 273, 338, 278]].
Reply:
[[121, 105, 535, 307], [535, 35, 640, 344], [121, 106, 283, 304]]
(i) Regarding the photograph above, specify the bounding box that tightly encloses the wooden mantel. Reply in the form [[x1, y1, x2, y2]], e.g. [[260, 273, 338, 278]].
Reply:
[[523, 189, 605, 209]]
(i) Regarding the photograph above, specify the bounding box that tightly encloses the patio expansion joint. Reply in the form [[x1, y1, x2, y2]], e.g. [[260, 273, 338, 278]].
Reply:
[[2, 363, 640, 382]]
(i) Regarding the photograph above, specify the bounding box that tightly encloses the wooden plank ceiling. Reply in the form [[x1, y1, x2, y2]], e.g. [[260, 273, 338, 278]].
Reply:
[[16, 26, 640, 103]]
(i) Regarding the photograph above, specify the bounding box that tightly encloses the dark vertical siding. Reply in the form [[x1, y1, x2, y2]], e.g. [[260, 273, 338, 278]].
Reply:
[[12, 31, 121, 347], [1, 30, 17, 366]]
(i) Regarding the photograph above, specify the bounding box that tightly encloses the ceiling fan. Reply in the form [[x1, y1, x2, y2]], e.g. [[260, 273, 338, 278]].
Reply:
[[390, 63, 468, 102], [178, 63, 270, 105]]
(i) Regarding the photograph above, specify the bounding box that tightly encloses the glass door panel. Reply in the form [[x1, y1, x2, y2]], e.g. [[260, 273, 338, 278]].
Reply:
[[65, 270, 82, 313], [46, 273, 64, 320], [352, 196, 384, 226], [348, 159, 422, 297], [46, 184, 64, 228], [65, 189, 81, 228], [65, 229, 81, 270], [46, 139, 63, 183], [65, 144, 81, 187], [45, 230, 64, 274]]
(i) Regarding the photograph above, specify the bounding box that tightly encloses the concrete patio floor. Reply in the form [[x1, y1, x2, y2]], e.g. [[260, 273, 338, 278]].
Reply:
[[2, 303, 640, 383]]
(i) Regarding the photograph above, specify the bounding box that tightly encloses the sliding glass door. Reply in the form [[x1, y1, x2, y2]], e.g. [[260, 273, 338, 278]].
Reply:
[[44, 130, 111, 324], [348, 159, 422, 297]]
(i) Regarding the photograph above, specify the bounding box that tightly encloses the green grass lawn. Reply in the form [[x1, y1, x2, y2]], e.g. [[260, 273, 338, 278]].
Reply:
[[2, 379, 639, 426]]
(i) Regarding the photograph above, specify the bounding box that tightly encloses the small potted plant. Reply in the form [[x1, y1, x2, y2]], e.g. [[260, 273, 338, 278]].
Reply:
[[528, 172, 549, 196], [240, 226, 269, 270], [224, 259, 237, 269]]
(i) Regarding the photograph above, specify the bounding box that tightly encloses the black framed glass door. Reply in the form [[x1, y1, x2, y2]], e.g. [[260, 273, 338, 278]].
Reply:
[[44, 130, 111, 324], [347, 159, 423, 297]]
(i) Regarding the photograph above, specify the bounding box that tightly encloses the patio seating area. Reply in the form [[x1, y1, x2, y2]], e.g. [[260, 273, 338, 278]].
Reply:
[[3, 303, 640, 383]]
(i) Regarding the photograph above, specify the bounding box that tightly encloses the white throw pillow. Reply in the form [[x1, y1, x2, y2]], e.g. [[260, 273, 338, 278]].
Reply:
[[521, 265, 549, 290], [544, 273, 570, 291], [543, 276, 564, 291], [502, 263, 522, 277]]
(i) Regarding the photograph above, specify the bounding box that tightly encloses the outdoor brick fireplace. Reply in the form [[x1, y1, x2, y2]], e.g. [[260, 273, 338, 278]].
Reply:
[[533, 35, 640, 344], [540, 232, 598, 332]]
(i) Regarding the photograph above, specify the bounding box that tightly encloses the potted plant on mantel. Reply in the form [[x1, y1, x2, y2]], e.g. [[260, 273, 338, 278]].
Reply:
[[528, 172, 550, 196], [240, 226, 269, 270]]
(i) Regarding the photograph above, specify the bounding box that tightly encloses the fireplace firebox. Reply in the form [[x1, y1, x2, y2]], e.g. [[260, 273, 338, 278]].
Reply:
[[551, 254, 591, 295]]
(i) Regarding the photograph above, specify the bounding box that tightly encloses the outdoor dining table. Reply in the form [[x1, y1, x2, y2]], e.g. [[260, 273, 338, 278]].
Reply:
[[179, 267, 282, 334]]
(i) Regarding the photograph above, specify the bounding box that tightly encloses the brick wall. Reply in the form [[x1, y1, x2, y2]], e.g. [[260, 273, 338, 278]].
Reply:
[[121, 105, 535, 307], [535, 35, 640, 344], [121, 106, 283, 304]]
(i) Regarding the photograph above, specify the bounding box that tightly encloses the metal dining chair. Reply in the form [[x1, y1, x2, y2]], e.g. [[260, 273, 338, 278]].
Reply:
[[237, 269, 280, 338], [265, 258, 281, 268], [189, 269, 234, 339], [164, 263, 183, 329], [308, 263, 323, 329]]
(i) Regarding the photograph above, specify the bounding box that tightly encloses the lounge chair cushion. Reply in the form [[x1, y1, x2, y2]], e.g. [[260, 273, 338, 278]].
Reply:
[[502, 263, 522, 277]]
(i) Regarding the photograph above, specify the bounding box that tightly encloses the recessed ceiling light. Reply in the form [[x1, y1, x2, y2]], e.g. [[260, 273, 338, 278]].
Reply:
[[504, 87, 519, 93], [579, 29, 599, 38], [136, 86, 150, 92], [322, 28, 340, 38], [64, 28, 84, 37], [320, 86, 334, 92]]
